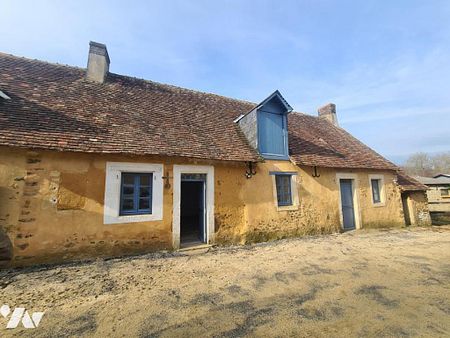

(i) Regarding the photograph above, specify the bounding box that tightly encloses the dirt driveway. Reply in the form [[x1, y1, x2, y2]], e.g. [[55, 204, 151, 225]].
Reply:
[[1, 226, 450, 337]]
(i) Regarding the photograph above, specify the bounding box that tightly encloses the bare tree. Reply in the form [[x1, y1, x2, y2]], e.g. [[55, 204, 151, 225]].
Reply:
[[403, 151, 450, 177], [432, 152, 450, 175]]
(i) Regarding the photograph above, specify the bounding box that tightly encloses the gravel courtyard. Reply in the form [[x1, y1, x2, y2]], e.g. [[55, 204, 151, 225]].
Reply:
[[1, 226, 450, 337]]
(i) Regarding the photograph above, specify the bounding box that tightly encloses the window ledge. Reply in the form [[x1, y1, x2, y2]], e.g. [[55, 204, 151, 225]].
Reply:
[[106, 213, 159, 224], [372, 202, 386, 208], [277, 205, 299, 212], [262, 154, 290, 161]]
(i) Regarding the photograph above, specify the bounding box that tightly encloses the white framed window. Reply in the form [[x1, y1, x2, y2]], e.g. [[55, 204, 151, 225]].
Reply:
[[270, 171, 299, 211], [104, 162, 163, 224], [368, 174, 385, 206]]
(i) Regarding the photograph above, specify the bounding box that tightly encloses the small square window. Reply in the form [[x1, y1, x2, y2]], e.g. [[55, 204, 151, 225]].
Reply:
[[371, 179, 381, 204], [120, 173, 153, 215], [441, 188, 449, 197], [275, 174, 292, 206]]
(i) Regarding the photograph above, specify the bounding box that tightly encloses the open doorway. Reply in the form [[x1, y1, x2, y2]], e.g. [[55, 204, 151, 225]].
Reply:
[[180, 174, 206, 247], [401, 193, 412, 226], [172, 166, 214, 249]]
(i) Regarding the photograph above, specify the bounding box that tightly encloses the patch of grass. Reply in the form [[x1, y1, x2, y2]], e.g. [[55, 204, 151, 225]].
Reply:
[[300, 263, 334, 275], [226, 284, 247, 296], [51, 311, 98, 337], [216, 307, 275, 338], [297, 307, 327, 321], [356, 285, 399, 308], [189, 292, 223, 306]]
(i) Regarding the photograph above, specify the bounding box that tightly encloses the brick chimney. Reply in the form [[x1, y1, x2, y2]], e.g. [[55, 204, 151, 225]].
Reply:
[[86, 41, 110, 83], [318, 103, 339, 127]]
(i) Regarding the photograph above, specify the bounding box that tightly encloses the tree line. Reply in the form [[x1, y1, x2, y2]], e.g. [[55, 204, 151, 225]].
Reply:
[[402, 152, 450, 177]]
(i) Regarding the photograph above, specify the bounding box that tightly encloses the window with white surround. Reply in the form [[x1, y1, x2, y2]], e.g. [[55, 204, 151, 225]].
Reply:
[[104, 162, 163, 224], [270, 172, 299, 210], [369, 174, 385, 206]]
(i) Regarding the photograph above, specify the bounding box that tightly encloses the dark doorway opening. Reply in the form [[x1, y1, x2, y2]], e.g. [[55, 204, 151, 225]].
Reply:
[[180, 177, 206, 246]]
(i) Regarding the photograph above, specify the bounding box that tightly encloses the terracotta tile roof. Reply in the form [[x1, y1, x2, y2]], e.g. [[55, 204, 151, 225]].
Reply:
[[0, 52, 259, 162], [288, 113, 398, 170], [0, 52, 399, 170], [396, 171, 428, 191]]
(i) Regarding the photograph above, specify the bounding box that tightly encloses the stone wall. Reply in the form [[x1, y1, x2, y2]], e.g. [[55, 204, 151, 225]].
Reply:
[[426, 186, 450, 212], [0, 147, 175, 267], [223, 162, 405, 243], [0, 146, 407, 267], [405, 191, 432, 226]]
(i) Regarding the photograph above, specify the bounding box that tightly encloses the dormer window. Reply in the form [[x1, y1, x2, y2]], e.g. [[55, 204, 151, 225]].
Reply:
[[258, 109, 288, 159], [236, 90, 292, 161]]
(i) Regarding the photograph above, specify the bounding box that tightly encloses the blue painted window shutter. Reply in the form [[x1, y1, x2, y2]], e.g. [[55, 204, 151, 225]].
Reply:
[[259, 111, 286, 156]]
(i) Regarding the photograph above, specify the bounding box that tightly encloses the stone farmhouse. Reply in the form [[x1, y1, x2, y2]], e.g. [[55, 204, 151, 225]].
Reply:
[[0, 42, 430, 267]]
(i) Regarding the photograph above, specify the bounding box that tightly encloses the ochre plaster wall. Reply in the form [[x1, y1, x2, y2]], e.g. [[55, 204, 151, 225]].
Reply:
[[0, 147, 406, 267], [0, 147, 175, 266], [216, 161, 405, 244]]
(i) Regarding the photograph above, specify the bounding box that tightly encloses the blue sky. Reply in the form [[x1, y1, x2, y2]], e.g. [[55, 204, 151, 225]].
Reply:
[[1, 0, 449, 164]]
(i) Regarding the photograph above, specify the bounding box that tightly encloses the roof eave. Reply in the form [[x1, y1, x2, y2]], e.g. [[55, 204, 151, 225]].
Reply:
[[234, 90, 293, 123], [0, 90, 11, 100]]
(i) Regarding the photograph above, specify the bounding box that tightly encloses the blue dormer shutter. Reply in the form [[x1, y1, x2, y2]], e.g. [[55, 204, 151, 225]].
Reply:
[[259, 111, 286, 156]]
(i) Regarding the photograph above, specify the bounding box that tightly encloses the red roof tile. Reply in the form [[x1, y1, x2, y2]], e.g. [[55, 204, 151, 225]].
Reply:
[[0, 53, 259, 162], [288, 113, 398, 170], [396, 171, 428, 191], [0, 52, 400, 171]]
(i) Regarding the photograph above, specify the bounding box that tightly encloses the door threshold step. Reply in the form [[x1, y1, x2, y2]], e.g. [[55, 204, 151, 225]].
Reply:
[[179, 243, 213, 252]]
